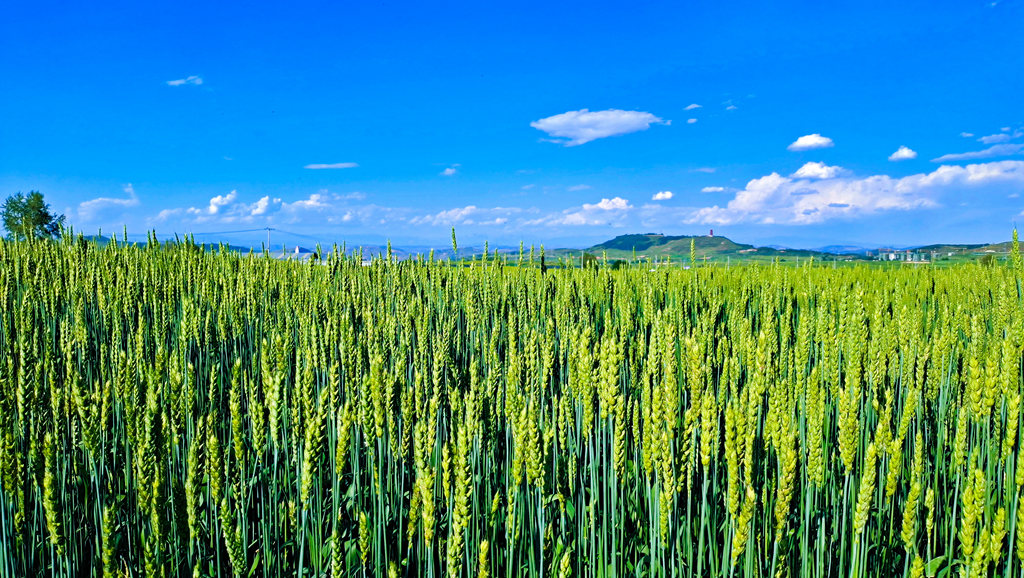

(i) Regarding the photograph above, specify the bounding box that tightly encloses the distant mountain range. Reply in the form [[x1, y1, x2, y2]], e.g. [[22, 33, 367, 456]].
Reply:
[[551, 233, 1014, 264], [812, 245, 877, 256], [74, 233, 1015, 264]]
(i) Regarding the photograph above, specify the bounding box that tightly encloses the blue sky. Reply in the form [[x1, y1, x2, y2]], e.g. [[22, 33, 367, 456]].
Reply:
[[2, 0, 1023, 249]]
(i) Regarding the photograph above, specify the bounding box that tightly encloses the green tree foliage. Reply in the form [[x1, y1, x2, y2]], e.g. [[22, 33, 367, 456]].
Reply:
[[1, 191, 65, 240]]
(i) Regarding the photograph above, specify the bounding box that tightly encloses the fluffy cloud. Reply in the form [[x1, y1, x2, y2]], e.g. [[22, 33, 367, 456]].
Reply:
[[531, 109, 667, 146], [792, 162, 845, 179], [687, 118, 698, 124], [410, 206, 519, 226], [441, 167, 458, 176], [932, 143, 1024, 162], [166, 76, 202, 86], [685, 103, 702, 110], [526, 197, 633, 226], [249, 196, 274, 216], [282, 193, 332, 211], [411, 206, 477, 225], [151, 190, 381, 228], [155, 190, 241, 223], [687, 160, 1024, 226], [187, 190, 237, 217], [304, 162, 358, 169], [701, 186, 725, 193], [583, 197, 632, 211], [652, 191, 673, 200], [787, 134, 835, 151], [961, 132, 975, 138], [77, 184, 140, 220], [889, 146, 918, 161]]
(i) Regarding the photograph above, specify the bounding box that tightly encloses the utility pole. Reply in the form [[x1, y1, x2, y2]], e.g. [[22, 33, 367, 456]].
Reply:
[[264, 227, 276, 255]]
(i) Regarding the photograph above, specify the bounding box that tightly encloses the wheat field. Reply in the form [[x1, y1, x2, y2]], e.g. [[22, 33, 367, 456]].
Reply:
[[1, 234, 1022, 577]]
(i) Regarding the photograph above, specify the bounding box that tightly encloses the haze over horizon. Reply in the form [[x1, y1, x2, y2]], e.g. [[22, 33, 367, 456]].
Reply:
[[2, 1, 1023, 250]]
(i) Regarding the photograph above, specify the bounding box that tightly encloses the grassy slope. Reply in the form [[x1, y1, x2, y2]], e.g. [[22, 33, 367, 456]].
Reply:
[[551, 233, 856, 264]]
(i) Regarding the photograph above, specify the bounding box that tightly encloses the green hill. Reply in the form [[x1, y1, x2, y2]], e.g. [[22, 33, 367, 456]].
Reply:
[[556, 233, 853, 264], [592, 233, 748, 254]]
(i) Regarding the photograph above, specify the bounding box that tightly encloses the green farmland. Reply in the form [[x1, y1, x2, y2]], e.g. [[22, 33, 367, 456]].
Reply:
[[2, 234, 1024, 577]]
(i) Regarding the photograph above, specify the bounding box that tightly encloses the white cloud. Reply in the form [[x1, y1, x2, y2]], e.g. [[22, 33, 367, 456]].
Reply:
[[249, 196, 273, 216], [932, 143, 1024, 162], [726, 105, 738, 111], [410, 206, 519, 226], [304, 162, 358, 169], [889, 146, 918, 161], [701, 186, 725, 193], [155, 208, 182, 221], [526, 196, 634, 226], [978, 133, 1012, 145], [441, 167, 458, 176], [412, 205, 477, 225], [964, 129, 1023, 147], [166, 75, 202, 87], [685, 103, 702, 110], [652, 191, 673, 200], [77, 184, 140, 220], [209, 191, 235, 214], [693, 167, 716, 173], [792, 162, 845, 179], [531, 109, 668, 146], [559, 213, 600, 225], [567, 184, 591, 191], [687, 118, 698, 124], [687, 160, 1024, 226], [787, 134, 835, 151], [151, 190, 377, 226], [186, 190, 237, 217], [326, 204, 405, 226], [583, 197, 632, 211], [283, 193, 331, 211], [155, 190, 245, 224]]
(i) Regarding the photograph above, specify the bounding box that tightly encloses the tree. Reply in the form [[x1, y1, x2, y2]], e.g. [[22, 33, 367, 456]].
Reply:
[[2, 191, 65, 240]]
